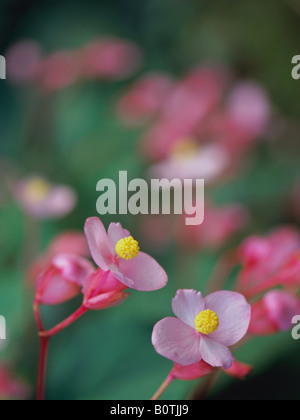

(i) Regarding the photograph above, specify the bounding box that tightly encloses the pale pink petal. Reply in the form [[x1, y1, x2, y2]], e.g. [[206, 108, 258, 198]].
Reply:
[[41, 186, 77, 219], [52, 254, 95, 286], [152, 317, 202, 366], [204, 291, 251, 346], [172, 289, 205, 328], [84, 217, 114, 271], [200, 336, 234, 369], [107, 222, 130, 248], [36, 267, 81, 305], [82, 269, 127, 299], [114, 251, 168, 291]]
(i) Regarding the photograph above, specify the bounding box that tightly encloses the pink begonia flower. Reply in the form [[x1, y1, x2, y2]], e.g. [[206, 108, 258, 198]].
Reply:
[[116, 73, 174, 126], [141, 66, 228, 161], [0, 364, 31, 400], [237, 226, 300, 297], [178, 201, 248, 250], [148, 141, 230, 183], [79, 37, 142, 80], [82, 268, 129, 310], [35, 254, 94, 305], [6, 40, 42, 84], [27, 231, 89, 285], [248, 290, 300, 335], [226, 81, 270, 139], [13, 176, 77, 220], [152, 289, 251, 369], [36, 51, 80, 92], [84, 217, 168, 291]]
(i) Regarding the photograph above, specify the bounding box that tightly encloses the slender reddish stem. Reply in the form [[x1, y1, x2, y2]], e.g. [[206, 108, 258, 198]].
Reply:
[[151, 372, 174, 400], [36, 336, 49, 401], [33, 301, 49, 401], [39, 305, 88, 338]]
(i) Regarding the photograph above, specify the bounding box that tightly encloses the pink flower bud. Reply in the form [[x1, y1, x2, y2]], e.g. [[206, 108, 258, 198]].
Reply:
[[35, 254, 94, 305]]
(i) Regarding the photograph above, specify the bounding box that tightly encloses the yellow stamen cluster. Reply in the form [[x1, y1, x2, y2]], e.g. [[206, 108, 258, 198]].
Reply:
[[25, 178, 51, 202], [115, 236, 140, 260], [171, 138, 198, 162], [195, 309, 219, 335]]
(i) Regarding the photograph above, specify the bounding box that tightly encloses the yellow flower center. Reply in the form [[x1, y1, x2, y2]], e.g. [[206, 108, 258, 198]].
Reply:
[[25, 178, 51, 202], [115, 236, 140, 260], [195, 309, 219, 335], [171, 138, 198, 162]]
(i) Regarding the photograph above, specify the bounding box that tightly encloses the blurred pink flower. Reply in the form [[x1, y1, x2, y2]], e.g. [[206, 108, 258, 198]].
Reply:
[[226, 81, 271, 139], [148, 142, 230, 183], [84, 217, 168, 291], [141, 66, 228, 161], [13, 176, 77, 219], [116, 73, 174, 126], [237, 226, 300, 297], [248, 290, 300, 335], [35, 254, 94, 305], [28, 231, 89, 285], [152, 289, 251, 369], [0, 364, 31, 400], [178, 201, 249, 251], [82, 268, 129, 310], [36, 51, 80, 92], [79, 37, 142, 80], [6, 40, 41, 84]]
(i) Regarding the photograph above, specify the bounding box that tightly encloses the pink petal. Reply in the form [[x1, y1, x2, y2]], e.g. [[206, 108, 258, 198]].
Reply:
[[36, 267, 81, 305], [171, 289, 205, 328], [263, 290, 300, 331], [114, 251, 168, 291], [42, 186, 77, 219], [171, 360, 215, 381], [200, 336, 234, 369], [52, 254, 95, 286], [107, 222, 130, 248], [84, 290, 129, 310], [84, 217, 114, 271], [82, 268, 127, 299], [152, 317, 202, 366], [204, 291, 251, 346]]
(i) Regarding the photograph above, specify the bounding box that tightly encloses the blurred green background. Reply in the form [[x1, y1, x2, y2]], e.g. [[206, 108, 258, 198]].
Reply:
[[0, 0, 300, 400]]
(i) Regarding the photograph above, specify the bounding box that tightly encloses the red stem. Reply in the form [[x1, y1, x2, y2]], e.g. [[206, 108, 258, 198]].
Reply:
[[33, 301, 49, 401], [39, 305, 88, 338], [36, 336, 50, 401]]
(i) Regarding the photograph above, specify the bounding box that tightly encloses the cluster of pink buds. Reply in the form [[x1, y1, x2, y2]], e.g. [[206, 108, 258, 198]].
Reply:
[[6, 37, 142, 92]]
